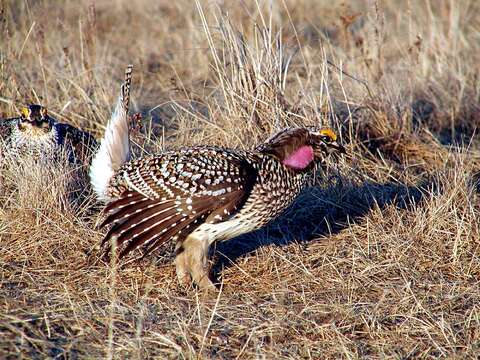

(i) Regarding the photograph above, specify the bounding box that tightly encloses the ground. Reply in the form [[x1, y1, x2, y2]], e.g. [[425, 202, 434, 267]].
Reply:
[[1, 0, 479, 358]]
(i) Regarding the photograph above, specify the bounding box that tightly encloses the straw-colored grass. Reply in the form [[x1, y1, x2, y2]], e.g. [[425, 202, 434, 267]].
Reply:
[[1, 0, 479, 358]]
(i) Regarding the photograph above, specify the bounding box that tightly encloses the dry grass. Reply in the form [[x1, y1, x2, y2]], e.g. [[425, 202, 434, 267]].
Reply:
[[1, 0, 480, 358]]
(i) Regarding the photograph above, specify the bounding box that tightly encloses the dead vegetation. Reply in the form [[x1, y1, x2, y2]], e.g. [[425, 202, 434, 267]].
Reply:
[[1, 0, 479, 358]]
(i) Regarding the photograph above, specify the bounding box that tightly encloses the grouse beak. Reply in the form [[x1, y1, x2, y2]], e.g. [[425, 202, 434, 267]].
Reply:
[[330, 141, 346, 154]]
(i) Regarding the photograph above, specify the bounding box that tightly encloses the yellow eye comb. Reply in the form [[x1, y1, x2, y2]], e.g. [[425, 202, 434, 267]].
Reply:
[[20, 107, 30, 118], [319, 128, 337, 142]]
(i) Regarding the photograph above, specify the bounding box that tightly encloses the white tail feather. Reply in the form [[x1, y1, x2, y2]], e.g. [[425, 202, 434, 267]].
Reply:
[[90, 66, 132, 201]]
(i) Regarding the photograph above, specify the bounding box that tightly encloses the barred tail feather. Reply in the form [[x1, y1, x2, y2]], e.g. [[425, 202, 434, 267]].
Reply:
[[90, 65, 133, 201]]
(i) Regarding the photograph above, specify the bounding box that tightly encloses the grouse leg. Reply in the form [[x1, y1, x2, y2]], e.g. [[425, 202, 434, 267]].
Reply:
[[175, 232, 215, 291]]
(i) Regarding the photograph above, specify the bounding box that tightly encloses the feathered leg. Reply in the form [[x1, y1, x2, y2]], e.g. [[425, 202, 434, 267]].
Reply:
[[175, 231, 215, 291]]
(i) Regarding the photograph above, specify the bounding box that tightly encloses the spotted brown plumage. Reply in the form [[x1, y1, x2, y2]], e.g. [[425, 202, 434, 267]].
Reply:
[[0, 104, 97, 165], [101, 147, 257, 255], [94, 122, 346, 290]]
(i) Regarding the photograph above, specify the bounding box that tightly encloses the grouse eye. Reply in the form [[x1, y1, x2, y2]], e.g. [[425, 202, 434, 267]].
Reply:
[[321, 135, 332, 143]]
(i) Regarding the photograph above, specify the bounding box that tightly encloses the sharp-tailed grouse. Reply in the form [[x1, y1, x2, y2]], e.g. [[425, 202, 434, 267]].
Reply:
[[0, 104, 97, 164], [90, 66, 345, 290]]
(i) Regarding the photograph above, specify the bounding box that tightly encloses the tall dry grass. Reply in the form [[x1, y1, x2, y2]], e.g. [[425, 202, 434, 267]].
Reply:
[[1, 0, 479, 358]]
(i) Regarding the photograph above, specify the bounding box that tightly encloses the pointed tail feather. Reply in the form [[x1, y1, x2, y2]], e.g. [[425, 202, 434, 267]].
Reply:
[[90, 65, 133, 201]]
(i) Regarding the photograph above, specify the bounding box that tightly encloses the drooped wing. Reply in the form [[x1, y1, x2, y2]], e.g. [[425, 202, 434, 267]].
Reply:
[[100, 147, 258, 259], [55, 122, 98, 164]]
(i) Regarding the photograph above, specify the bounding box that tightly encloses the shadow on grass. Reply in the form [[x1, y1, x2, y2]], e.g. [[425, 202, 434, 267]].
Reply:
[[211, 178, 424, 281]]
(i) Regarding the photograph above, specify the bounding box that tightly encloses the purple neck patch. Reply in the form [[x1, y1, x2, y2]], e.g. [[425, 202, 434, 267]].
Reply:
[[282, 145, 314, 170]]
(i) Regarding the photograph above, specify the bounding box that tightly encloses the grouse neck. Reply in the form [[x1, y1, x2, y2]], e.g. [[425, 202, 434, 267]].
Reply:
[[281, 145, 314, 170]]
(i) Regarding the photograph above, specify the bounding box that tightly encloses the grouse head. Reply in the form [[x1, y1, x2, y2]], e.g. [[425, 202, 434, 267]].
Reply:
[[257, 127, 346, 171], [19, 105, 52, 134], [308, 127, 346, 158]]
